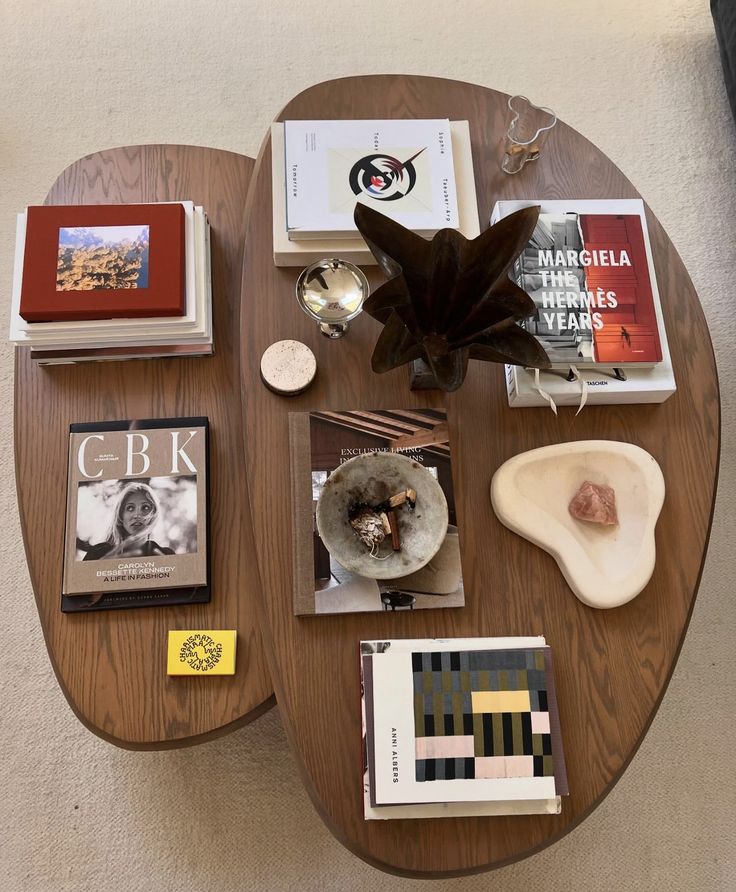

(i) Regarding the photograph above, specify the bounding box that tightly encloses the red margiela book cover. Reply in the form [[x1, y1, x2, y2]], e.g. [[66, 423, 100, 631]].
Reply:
[[19, 203, 185, 322]]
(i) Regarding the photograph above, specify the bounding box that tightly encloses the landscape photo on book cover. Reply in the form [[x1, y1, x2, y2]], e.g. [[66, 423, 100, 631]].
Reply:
[[513, 212, 662, 366], [293, 409, 464, 615], [56, 224, 150, 291], [62, 418, 209, 612]]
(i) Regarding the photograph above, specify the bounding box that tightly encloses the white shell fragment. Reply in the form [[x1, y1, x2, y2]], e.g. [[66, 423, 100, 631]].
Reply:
[[260, 339, 316, 395], [490, 440, 665, 609]]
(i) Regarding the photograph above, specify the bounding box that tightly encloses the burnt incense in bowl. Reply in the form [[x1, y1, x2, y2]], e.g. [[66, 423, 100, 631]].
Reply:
[[348, 488, 417, 557], [315, 452, 447, 581]]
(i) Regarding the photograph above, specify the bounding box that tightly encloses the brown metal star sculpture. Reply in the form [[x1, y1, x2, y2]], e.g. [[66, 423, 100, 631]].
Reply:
[[354, 203, 550, 392]]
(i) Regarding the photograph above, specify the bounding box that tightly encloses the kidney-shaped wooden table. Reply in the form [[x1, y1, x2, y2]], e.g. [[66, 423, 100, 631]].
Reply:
[[15, 145, 274, 749], [239, 76, 720, 877]]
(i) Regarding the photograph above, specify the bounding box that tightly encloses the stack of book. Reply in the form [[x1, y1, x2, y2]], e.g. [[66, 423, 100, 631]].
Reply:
[[361, 636, 568, 820], [8, 200, 211, 364], [271, 118, 480, 266]]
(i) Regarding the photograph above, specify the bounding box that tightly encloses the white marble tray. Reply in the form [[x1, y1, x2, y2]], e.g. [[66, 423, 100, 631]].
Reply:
[[490, 440, 665, 609]]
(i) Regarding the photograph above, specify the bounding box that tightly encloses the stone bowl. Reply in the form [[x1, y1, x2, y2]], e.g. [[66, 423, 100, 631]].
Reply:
[[315, 451, 448, 580]]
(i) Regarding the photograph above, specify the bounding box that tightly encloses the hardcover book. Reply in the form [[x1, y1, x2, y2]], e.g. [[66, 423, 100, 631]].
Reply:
[[271, 120, 480, 266], [19, 202, 186, 322], [360, 637, 568, 820], [284, 119, 459, 239], [289, 408, 464, 616], [9, 203, 213, 361], [61, 416, 210, 612], [492, 199, 667, 369]]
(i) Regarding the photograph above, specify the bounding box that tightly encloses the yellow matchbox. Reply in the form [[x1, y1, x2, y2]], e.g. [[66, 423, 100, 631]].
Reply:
[[167, 630, 237, 676]]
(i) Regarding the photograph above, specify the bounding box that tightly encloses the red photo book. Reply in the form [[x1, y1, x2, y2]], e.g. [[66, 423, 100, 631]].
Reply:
[[19, 203, 185, 322]]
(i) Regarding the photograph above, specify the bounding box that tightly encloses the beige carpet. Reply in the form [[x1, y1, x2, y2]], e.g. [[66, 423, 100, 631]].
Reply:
[[1, 1, 734, 889]]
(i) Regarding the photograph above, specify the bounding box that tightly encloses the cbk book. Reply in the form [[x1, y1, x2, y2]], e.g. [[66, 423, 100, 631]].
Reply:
[[62, 416, 209, 612]]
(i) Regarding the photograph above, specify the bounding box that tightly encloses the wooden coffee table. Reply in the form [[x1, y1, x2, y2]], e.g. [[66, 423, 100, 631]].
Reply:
[[15, 145, 274, 749], [239, 76, 720, 876]]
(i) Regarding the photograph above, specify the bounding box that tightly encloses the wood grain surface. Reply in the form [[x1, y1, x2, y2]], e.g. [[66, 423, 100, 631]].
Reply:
[[15, 145, 274, 749], [239, 77, 720, 877]]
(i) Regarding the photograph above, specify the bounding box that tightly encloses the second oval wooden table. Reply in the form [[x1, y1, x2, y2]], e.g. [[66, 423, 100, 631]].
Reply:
[[239, 76, 720, 877], [15, 145, 274, 749]]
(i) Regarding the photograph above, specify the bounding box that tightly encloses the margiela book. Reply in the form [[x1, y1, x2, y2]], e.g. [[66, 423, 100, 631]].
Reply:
[[289, 409, 464, 616], [19, 203, 186, 322], [491, 199, 668, 369], [61, 416, 210, 612], [271, 120, 480, 266], [284, 119, 459, 239], [361, 637, 568, 820]]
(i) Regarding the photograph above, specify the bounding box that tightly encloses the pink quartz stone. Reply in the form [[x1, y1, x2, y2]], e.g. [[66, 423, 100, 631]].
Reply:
[[568, 481, 618, 526]]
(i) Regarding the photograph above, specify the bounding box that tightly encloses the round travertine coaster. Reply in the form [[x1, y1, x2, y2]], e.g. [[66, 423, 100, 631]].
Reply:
[[260, 339, 317, 395]]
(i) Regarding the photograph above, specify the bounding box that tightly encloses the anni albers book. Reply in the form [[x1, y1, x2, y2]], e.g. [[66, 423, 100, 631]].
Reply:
[[61, 416, 210, 612], [360, 636, 568, 820]]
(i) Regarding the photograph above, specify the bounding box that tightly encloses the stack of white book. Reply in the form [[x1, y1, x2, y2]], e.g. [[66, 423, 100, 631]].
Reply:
[[271, 118, 480, 266], [9, 200, 211, 364]]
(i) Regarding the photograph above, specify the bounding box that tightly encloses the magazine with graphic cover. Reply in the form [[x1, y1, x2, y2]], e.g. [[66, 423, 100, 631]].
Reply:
[[492, 198, 667, 369], [61, 416, 209, 612], [288, 409, 464, 616], [359, 637, 567, 820], [284, 119, 458, 239]]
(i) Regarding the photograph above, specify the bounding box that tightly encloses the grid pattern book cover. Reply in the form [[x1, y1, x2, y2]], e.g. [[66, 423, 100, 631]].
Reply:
[[365, 638, 567, 808], [412, 648, 554, 783]]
